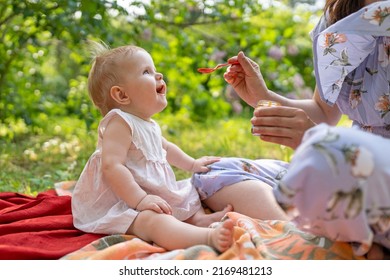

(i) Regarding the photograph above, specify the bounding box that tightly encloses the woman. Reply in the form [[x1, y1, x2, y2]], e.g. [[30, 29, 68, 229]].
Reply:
[[203, 0, 390, 259]]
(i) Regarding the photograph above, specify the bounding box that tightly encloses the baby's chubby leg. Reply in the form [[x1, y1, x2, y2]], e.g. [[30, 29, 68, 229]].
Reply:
[[185, 204, 233, 227], [128, 210, 234, 252]]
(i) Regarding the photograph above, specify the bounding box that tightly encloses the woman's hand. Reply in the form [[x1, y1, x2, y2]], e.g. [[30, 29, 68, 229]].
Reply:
[[191, 156, 221, 173], [223, 51, 270, 108], [136, 194, 172, 215], [251, 106, 316, 149]]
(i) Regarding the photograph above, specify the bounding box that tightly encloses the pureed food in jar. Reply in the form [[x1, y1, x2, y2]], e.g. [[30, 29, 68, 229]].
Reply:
[[251, 100, 281, 136]]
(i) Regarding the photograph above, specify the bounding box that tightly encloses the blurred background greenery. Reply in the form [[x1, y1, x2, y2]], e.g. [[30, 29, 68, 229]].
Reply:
[[1, 0, 329, 195]]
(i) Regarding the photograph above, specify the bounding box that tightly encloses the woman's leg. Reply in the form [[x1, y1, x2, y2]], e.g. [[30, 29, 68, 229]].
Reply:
[[192, 157, 289, 220], [127, 210, 234, 252], [204, 180, 289, 220]]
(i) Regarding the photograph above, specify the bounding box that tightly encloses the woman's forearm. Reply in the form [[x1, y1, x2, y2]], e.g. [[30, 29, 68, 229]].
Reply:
[[265, 88, 342, 126]]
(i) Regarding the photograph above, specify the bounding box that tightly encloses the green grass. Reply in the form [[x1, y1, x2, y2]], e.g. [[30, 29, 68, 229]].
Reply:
[[1, 114, 351, 196], [161, 116, 292, 181], [0, 117, 97, 195]]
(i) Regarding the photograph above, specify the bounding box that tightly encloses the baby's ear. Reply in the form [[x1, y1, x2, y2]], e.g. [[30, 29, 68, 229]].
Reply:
[[110, 86, 131, 104]]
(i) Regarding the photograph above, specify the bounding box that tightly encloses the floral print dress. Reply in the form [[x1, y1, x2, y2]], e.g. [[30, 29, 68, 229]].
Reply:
[[274, 1, 390, 256], [274, 124, 390, 256], [312, 1, 390, 137]]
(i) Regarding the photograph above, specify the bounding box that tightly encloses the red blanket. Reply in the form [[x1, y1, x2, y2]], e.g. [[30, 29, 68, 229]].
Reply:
[[0, 190, 103, 260]]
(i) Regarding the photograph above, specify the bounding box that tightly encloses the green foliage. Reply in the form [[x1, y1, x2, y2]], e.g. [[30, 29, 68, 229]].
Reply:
[[1, 0, 321, 132], [0, 0, 119, 128]]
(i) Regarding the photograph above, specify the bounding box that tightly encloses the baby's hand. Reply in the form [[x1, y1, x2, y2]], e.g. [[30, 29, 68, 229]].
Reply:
[[136, 194, 172, 215], [192, 156, 221, 173]]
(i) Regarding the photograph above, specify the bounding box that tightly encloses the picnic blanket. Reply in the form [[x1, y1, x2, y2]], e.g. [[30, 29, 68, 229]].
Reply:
[[59, 181, 365, 260], [0, 189, 104, 260], [0, 181, 365, 260], [62, 212, 363, 260]]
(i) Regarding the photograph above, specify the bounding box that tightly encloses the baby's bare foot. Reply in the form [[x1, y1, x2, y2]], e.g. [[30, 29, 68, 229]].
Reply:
[[208, 219, 235, 252]]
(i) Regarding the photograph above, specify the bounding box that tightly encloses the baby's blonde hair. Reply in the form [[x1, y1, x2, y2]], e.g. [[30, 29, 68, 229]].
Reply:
[[87, 41, 145, 115]]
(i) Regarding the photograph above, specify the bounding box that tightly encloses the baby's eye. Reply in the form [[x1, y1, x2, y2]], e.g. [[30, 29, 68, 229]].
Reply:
[[143, 70, 150, 75]]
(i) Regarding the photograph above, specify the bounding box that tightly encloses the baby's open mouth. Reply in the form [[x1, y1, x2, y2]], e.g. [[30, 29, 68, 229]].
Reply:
[[156, 85, 165, 94]]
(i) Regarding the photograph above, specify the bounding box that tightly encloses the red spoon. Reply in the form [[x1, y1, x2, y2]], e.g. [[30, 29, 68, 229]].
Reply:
[[197, 61, 239, 74]]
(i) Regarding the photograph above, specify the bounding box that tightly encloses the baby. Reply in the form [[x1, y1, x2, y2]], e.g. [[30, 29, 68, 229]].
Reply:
[[71, 41, 234, 252]]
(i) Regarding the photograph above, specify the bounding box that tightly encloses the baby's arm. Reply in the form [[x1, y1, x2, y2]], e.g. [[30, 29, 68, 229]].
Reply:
[[101, 116, 171, 214], [162, 137, 220, 173]]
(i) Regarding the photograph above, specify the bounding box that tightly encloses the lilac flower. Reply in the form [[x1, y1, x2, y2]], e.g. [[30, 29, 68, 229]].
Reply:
[[268, 46, 283, 60]]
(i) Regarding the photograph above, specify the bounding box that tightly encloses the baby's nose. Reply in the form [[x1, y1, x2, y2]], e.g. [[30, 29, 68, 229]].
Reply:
[[156, 73, 163, 80]]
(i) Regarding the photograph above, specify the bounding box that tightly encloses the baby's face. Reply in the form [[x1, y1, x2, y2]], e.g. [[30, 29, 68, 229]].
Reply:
[[118, 50, 167, 119]]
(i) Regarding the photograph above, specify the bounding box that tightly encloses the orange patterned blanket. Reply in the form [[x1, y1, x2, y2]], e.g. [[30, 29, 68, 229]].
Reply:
[[56, 181, 364, 260]]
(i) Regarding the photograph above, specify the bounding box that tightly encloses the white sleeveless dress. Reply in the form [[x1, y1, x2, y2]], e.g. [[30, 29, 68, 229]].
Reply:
[[72, 109, 201, 234]]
